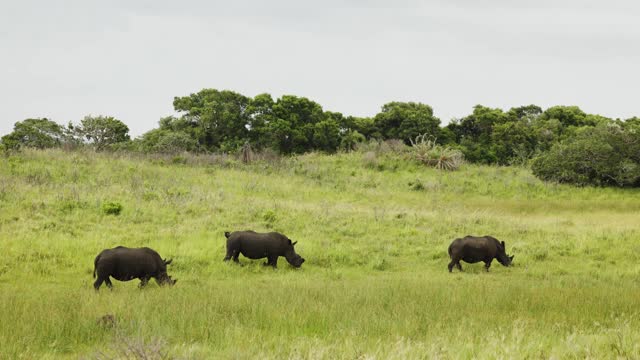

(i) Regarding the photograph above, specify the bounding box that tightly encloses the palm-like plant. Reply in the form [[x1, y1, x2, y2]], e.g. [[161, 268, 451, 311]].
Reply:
[[410, 134, 464, 171]]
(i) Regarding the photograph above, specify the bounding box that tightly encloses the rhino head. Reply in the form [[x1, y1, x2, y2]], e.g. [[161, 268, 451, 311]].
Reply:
[[284, 239, 305, 268], [496, 241, 514, 267], [157, 258, 177, 286]]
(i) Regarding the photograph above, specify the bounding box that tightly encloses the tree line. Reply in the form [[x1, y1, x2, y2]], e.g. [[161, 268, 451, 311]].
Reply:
[[2, 88, 639, 187]]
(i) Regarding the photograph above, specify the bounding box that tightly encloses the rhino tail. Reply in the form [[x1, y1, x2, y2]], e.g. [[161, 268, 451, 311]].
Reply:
[[93, 254, 100, 278]]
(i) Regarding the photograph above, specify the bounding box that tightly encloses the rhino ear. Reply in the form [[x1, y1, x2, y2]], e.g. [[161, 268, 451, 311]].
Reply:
[[292, 241, 298, 246], [164, 258, 173, 265], [224, 231, 231, 238], [501, 241, 505, 248]]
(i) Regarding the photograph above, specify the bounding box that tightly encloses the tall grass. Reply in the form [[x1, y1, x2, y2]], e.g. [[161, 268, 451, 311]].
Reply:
[[0, 149, 639, 359]]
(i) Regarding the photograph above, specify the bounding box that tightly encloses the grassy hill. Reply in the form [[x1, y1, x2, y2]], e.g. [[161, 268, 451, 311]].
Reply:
[[1, 149, 639, 359]]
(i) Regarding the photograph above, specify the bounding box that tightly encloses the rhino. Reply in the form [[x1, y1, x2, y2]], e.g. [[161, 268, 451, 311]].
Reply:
[[223, 230, 305, 268], [93, 246, 177, 290], [447, 235, 514, 272]]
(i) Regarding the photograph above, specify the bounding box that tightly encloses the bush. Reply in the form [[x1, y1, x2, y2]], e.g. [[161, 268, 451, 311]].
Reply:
[[410, 134, 464, 170], [102, 201, 123, 216], [532, 124, 640, 187], [339, 130, 365, 152], [262, 209, 277, 228], [408, 180, 425, 191], [155, 131, 199, 154]]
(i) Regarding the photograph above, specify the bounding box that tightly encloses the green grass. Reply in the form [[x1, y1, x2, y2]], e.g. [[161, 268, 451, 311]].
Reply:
[[1, 149, 639, 359]]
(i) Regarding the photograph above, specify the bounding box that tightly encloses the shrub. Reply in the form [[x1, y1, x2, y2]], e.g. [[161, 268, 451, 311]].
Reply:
[[408, 180, 425, 191], [532, 123, 640, 187], [409, 134, 464, 170], [262, 209, 277, 228], [340, 130, 366, 152], [102, 201, 123, 216], [171, 156, 187, 164]]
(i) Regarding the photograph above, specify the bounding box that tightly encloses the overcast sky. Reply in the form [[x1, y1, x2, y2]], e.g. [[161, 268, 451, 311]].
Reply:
[[1, 0, 639, 137]]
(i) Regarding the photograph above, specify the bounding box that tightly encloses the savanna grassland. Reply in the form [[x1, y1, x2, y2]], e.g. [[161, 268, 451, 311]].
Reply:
[[1, 149, 639, 359]]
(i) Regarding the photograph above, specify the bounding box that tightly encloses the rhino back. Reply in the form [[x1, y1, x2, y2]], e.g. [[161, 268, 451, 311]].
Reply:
[[98, 247, 163, 279], [450, 236, 498, 260], [230, 231, 288, 258]]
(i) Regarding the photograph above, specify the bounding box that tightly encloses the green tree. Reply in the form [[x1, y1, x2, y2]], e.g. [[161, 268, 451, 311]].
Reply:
[[173, 89, 251, 151], [340, 130, 366, 152], [374, 102, 440, 143], [313, 119, 341, 152], [77, 115, 130, 151], [491, 121, 536, 165], [539, 106, 588, 127], [446, 105, 507, 163], [530, 118, 563, 152], [625, 116, 640, 127], [246, 93, 276, 150], [506, 105, 542, 123], [436, 127, 457, 145], [351, 117, 380, 139], [267, 118, 297, 154], [532, 123, 640, 187], [1, 118, 64, 150], [269, 95, 325, 154]]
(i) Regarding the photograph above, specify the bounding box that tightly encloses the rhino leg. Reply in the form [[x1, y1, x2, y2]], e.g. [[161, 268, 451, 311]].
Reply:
[[105, 278, 113, 289], [447, 261, 455, 272], [265, 255, 278, 268], [224, 248, 240, 263], [448, 258, 463, 272], [94, 277, 105, 290], [484, 260, 492, 272], [139, 277, 149, 288]]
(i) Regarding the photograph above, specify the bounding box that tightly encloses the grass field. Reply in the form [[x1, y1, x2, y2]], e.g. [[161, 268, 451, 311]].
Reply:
[[1, 148, 639, 359]]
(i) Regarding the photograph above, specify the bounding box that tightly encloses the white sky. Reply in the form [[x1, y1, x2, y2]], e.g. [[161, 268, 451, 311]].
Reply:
[[1, 0, 639, 137]]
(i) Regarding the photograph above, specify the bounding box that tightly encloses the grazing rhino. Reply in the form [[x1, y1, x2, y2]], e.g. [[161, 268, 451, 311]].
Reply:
[[223, 230, 305, 268], [448, 235, 514, 272], [93, 246, 177, 290]]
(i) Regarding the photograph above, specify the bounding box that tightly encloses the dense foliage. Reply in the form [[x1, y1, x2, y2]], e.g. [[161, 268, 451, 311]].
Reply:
[[1, 88, 639, 186], [1, 118, 64, 150], [2, 116, 130, 152], [532, 122, 640, 187]]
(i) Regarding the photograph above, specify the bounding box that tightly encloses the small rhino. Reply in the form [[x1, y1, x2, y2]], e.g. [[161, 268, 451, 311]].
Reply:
[[223, 230, 305, 268], [93, 246, 177, 290], [447, 235, 514, 272]]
